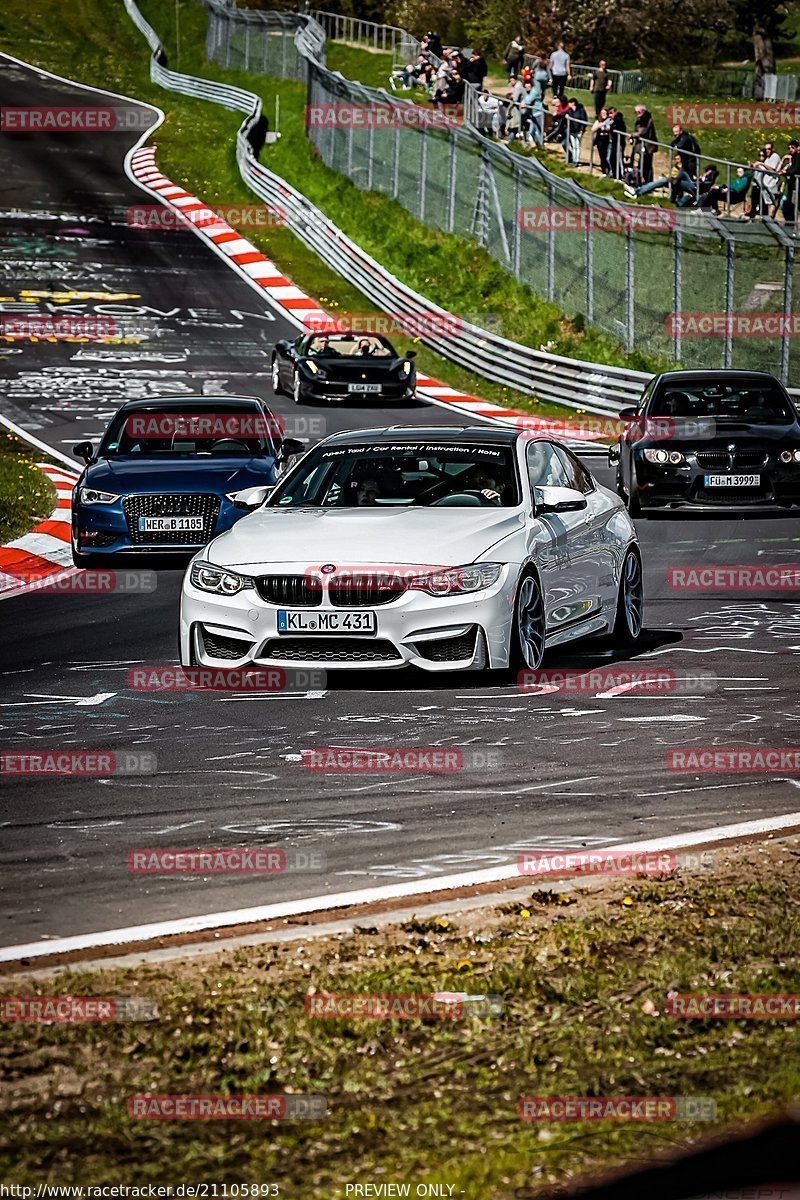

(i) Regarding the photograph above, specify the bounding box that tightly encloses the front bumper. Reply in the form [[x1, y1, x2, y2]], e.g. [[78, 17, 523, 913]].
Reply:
[[179, 567, 515, 671], [299, 374, 415, 403], [633, 458, 800, 510], [72, 495, 247, 557]]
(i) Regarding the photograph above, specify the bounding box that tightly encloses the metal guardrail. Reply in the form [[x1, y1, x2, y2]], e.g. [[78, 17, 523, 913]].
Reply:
[[123, 0, 654, 416]]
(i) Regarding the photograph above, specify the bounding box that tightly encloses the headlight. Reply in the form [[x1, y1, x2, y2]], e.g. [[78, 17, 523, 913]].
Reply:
[[402, 360, 412, 376], [79, 487, 119, 505], [643, 448, 684, 465], [779, 449, 800, 463], [189, 562, 254, 595], [412, 562, 503, 596]]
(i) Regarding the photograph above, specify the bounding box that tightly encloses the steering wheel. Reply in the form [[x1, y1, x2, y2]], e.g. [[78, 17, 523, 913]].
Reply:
[[209, 438, 249, 455], [430, 489, 500, 507]]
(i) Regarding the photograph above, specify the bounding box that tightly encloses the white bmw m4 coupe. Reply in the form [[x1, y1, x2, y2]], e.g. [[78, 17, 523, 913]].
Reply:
[[179, 426, 643, 673]]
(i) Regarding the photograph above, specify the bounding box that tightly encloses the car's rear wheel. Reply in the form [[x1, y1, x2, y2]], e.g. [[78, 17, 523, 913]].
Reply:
[[512, 571, 546, 669], [613, 548, 644, 644], [271, 356, 284, 396]]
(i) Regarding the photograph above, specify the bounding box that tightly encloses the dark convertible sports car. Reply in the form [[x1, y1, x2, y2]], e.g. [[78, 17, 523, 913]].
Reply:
[[271, 331, 417, 404], [609, 370, 800, 515], [71, 395, 300, 564]]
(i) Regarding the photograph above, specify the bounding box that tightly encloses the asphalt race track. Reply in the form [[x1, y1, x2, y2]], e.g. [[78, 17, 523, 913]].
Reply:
[[2, 57, 800, 954]]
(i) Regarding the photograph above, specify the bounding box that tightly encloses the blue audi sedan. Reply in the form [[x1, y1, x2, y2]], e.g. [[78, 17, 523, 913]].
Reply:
[[71, 395, 299, 565]]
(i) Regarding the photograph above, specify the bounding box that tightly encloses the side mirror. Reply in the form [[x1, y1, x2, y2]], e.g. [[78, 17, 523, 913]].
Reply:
[[608, 444, 621, 466], [73, 441, 95, 464], [229, 485, 271, 511], [535, 486, 587, 514], [406, 349, 417, 359], [277, 437, 306, 462], [275, 339, 290, 352], [618, 406, 638, 420]]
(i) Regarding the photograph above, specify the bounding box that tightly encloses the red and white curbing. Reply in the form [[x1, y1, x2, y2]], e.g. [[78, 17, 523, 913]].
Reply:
[[128, 145, 602, 441], [0, 463, 78, 600]]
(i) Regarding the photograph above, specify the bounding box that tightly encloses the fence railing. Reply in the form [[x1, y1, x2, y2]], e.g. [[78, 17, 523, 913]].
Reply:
[[124, 0, 657, 415], [129, 0, 800, 388]]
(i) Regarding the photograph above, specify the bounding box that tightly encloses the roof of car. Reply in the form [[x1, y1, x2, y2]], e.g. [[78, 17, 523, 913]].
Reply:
[[654, 370, 783, 385], [114, 395, 268, 411], [321, 425, 520, 446]]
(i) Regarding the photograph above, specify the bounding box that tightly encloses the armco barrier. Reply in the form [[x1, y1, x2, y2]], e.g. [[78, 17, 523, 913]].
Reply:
[[124, 0, 653, 416]]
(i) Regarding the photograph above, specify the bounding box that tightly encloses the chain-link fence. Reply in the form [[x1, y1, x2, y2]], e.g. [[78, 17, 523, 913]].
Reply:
[[201, 1, 799, 383]]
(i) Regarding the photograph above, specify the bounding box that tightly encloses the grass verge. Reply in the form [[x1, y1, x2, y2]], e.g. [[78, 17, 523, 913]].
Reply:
[[0, 838, 797, 1194], [0, 429, 57, 543]]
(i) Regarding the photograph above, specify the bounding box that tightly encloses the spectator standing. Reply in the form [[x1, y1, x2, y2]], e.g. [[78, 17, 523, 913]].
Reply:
[[632, 104, 656, 183], [548, 41, 571, 100], [532, 56, 550, 100], [591, 107, 611, 173], [670, 123, 701, 177], [477, 88, 501, 137], [607, 106, 627, 178], [566, 96, 588, 165], [760, 141, 783, 216], [590, 59, 611, 117], [520, 80, 544, 148], [504, 36, 525, 80], [781, 140, 800, 223], [424, 31, 442, 57]]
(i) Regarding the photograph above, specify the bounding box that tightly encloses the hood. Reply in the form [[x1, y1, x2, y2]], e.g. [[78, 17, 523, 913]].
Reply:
[[84, 455, 276, 493], [302, 357, 405, 378], [206, 506, 526, 569]]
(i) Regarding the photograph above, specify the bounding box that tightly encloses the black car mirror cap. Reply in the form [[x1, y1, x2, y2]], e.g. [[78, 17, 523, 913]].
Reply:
[[73, 441, 95, 464], [230, 485, 272, 510], [618, 406, 638, 420], [535, 485, 588, 514], [406, 349, 418, 359], [277, 437, 307, 463], [275, 339, 291, 352]]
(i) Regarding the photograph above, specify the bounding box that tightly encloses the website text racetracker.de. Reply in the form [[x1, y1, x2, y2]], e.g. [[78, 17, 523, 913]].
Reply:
[[0, 1188, 280, 1198]]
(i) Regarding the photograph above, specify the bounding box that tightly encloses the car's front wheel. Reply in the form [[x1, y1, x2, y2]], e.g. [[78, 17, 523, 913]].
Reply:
[[612, 548, 644, 645], [271, 356, 284, 396], [293, 372, 309, 405], [512, 570, 546, 669]]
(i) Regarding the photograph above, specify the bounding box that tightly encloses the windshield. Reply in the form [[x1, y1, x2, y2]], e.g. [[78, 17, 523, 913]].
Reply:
[[306, 334, 395, 358], [99, 405, 278, 457], [649, 382, 795, 424], [269, 443, 521, 507]]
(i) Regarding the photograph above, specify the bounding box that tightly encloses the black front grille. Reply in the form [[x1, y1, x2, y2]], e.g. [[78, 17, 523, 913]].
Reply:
[[733, 450, 768, 470], [415, 629, 477, 662], [694, 450, 767, 471], [329, 577, 405, 607], [695, 451, 729, 469], [256, 575, 322, 606], [124, 493, 220, 545], [260, 638, 400, 663], [201, 629, 253, 659]]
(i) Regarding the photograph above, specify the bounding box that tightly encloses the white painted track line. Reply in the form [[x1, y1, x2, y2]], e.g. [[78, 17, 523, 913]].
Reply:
[[2, 812, 799, 963]]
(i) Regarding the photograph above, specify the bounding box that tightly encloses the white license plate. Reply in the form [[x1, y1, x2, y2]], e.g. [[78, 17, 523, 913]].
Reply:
[[347, 382, 381, 394], [704, 474, 761, 488], [138, 516, 205, 532], [277, 610, 376, 634]]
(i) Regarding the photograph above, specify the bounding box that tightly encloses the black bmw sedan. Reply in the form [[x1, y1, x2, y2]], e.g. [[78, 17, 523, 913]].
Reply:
[[609, 370, 800, 515]]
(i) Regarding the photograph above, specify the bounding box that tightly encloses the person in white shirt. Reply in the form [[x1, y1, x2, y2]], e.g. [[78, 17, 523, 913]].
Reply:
[[549, 42, 571, 100]]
